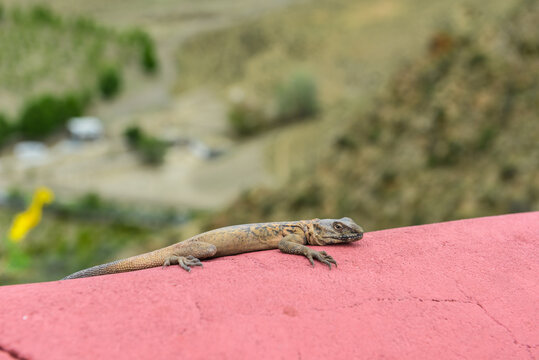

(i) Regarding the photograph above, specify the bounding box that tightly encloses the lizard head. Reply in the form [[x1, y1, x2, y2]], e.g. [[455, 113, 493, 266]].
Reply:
[[310, 217, 364, 245]]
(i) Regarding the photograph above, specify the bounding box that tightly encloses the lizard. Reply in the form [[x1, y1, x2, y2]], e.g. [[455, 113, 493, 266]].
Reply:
[[62, 217, 364, 279]]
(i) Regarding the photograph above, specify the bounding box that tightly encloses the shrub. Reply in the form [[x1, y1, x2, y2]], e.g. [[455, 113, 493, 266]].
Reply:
[[30, 5, 60, 25], [475, 126, 498, 151], [6, 187, 26, 208], [0, 113, 11, 146], [275, 72, 319, 122], [127, 29, 158, 74], [499, 165, 518, 182], [123, 125, 143, 148], [75, 192, 103, 211], [227, 103, 265, 137], [98, 65, 122, 99], [18, 93, 85, 139], [137, 137, 168, 165], [141, 44, 158, 74], [334, 134, 358, 150], [73, 16, 99, 32], [123, 125, 168, 166]]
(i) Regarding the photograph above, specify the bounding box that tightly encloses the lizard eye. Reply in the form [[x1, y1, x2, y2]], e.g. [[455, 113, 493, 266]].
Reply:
[[333, 222, 343, 231]]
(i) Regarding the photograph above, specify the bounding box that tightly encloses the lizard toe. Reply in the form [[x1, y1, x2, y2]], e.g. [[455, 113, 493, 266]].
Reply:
[[178, 258, 191, 272], [184, 257, 203, 267], [162, 256, 178, 268]]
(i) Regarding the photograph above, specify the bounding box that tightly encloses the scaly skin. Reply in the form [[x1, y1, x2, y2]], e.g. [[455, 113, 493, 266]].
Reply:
[[63, 217, 364, 279]]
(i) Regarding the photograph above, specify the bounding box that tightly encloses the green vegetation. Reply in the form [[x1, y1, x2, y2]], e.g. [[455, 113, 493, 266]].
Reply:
[[0, 112, 11, 146], [127, 29, 159, 74], [141, 42, 158, 73], [0, 189, 187, 285], [0, 208, 153, 285], [123, 125, 169, 165], [205, 0, 539, 231], [124, 125, 143, 147], [227, 103, 265, 137], [17, 93, 88, 138], [137, 137, 169, 166], [275, 71, 319, 122], [28, 4, 60, 24], [50, 192, 183, 227], [98, 64, 123, 99], [0, 91, 90, 143]]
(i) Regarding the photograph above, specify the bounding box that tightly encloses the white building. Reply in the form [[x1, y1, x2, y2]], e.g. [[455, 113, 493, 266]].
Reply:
[[67, 117, 103, 140]]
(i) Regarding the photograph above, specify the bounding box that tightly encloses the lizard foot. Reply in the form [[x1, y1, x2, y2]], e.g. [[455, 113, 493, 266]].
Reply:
[[304, 249, 337, 269], [162, 255, 203, 272]]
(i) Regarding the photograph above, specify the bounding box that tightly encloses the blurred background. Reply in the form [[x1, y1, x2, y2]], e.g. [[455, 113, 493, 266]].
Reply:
[[0, 0, 537, 284]]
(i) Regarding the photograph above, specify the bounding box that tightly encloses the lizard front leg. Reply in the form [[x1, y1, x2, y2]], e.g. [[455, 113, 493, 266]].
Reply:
[[278, 234, 337, 269], [163, 241, 217, 272]]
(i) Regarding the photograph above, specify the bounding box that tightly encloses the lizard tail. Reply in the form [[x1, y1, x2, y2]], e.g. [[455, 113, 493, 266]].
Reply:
[[62, 244, 177, 280]]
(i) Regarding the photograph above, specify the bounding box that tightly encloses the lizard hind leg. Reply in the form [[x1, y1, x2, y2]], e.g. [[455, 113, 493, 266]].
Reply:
[[163, 241, 217, 272], [163, 255, 203, 272]]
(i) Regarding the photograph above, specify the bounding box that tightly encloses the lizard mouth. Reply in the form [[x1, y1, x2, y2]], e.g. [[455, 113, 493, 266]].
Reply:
[[324, 233, 363, 242]]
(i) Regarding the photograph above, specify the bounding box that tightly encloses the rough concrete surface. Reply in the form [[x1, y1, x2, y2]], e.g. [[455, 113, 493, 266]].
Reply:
[[0, 212, 538, 359]]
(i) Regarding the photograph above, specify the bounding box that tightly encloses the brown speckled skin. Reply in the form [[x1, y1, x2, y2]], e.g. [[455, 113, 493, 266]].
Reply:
[[63, 218, 364, 279]]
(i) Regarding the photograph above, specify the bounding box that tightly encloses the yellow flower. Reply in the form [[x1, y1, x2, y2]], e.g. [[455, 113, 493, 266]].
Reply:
[[8, 187, 54, 242]]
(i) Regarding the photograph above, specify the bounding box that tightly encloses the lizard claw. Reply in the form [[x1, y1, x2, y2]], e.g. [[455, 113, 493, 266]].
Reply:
[[304, 249, 337, 269], [163, 255, 203, 272]]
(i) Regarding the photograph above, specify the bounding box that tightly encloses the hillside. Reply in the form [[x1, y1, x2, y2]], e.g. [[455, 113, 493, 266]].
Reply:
[[206, 0, 539, 231], [0, 4, 156, 119]]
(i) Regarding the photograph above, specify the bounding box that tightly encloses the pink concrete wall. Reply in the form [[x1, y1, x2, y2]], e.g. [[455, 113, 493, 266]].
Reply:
[[0, 212, 537, 359]]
